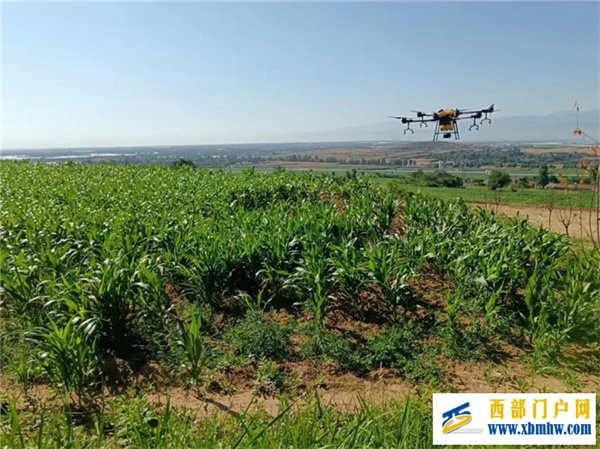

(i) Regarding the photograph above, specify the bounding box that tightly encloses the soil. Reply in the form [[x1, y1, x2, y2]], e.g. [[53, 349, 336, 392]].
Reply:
[[9, 353, 598, 421], [10, 272, 597, 420], [480, 203, 599, 241]]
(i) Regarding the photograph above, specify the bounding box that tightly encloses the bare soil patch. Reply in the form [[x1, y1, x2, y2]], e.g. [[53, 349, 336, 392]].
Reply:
[[480, 203, 599, 241]]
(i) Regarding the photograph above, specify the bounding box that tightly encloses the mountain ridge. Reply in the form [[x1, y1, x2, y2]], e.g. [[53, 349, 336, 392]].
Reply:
[[300, 109, 599, 143]]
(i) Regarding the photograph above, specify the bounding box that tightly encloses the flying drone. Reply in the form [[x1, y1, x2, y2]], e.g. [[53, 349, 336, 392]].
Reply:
[[390, 104, 497, 140]]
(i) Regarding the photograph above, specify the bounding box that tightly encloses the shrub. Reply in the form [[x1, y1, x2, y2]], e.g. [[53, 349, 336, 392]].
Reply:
[[171, 158, 195, 169], [369, 324, 446, 383], [487, 170, 511, 190], [407, 170, 464, 188], [301, 333, 371, 375], [324, 335, 370, 375], [369, 323, 421, 369], [224, 311, 290, 361]]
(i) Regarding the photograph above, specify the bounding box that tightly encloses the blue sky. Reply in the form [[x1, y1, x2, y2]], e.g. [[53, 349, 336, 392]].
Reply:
[[3, 1, 598, 149]]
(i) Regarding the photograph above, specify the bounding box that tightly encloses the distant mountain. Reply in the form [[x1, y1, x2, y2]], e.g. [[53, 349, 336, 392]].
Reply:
[[301, 109, 599, 143]]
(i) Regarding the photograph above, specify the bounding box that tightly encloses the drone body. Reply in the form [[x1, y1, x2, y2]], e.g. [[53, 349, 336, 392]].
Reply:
[[390, 104, 497, 140]]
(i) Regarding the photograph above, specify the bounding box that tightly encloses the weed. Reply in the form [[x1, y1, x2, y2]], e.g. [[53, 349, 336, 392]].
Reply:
[[369, 323, 421, 370], [225, 311, 291, 361], [253, 362, 290, 396], [302, 333, 371, 375]]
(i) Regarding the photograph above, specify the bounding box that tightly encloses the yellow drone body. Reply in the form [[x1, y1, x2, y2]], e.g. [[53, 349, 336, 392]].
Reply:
[[438, 109, 458, 131]]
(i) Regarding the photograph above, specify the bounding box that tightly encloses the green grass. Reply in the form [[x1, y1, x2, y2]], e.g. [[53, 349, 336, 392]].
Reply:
[[2, 393, 598, 449], [246, 164, 589, 181], [375, 180, 595, 208]]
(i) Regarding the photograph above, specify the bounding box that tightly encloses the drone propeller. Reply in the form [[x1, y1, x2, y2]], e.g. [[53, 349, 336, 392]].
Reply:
[[410, 110, 433, 118]]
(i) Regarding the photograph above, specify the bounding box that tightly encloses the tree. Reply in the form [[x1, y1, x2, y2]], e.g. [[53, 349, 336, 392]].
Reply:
[[172, 158, 195, 169], [538, 164, 550, 187], [488, 170, 511, 191], [544, 188, 557, 228], [558, 196, 574, 236], [518, 177, 531, 189]]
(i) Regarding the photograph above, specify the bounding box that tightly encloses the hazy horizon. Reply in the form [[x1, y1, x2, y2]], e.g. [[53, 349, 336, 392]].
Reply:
[[4, 107, 597, 152]]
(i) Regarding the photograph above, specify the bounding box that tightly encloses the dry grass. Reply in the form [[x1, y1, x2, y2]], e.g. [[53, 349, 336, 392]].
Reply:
[[521, 146, 597, 155]]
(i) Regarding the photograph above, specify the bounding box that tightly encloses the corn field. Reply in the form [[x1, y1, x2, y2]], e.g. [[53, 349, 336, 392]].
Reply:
[[1, 161, 599, 447]]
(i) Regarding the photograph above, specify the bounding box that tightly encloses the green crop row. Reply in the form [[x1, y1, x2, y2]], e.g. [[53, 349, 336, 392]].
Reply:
[[1, 161, 598, 404]]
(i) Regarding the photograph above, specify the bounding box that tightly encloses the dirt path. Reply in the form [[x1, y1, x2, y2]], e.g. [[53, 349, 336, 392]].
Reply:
[[12, 351, 598, 420], [144, 363, 597, 418], [478, 203, 599, 241]]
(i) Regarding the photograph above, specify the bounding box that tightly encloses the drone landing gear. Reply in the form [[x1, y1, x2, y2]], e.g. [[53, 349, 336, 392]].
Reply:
[[433, 121, 460, 141], [469, 117, 480, 132], [403, 123, 415, 135], [481, 113, 492, 125]]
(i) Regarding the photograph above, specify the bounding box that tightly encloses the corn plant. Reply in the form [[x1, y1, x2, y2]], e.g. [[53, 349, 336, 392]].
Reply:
[[176, 244, 228, 308], [14, 352, 35, 400], [521, 267, 559, 370], [256, 262, 295, 306], [331, 238, 368, 311], [31, 316, 99, 402], [236, 288, 272, 312], [443, 290, 460, 355], [483, 290, 501, 333], [365, 242, 413, 322], [554, 262, 599, 343], [177, 312, 209, 395], [294, 246, 336, 331]]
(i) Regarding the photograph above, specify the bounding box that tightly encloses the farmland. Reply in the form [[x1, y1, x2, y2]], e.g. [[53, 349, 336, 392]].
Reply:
[[1, 162, 599, 448], [371, 180, 596, 208]]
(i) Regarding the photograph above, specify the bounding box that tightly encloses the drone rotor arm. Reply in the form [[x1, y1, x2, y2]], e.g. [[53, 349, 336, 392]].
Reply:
[[389, 116, 413, 120], [410, 110, 435, 116], [456, 109, 482, 116]]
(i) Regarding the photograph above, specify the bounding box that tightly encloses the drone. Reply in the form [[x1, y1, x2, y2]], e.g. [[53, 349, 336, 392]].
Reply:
[[390, 104, 497, 140]]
